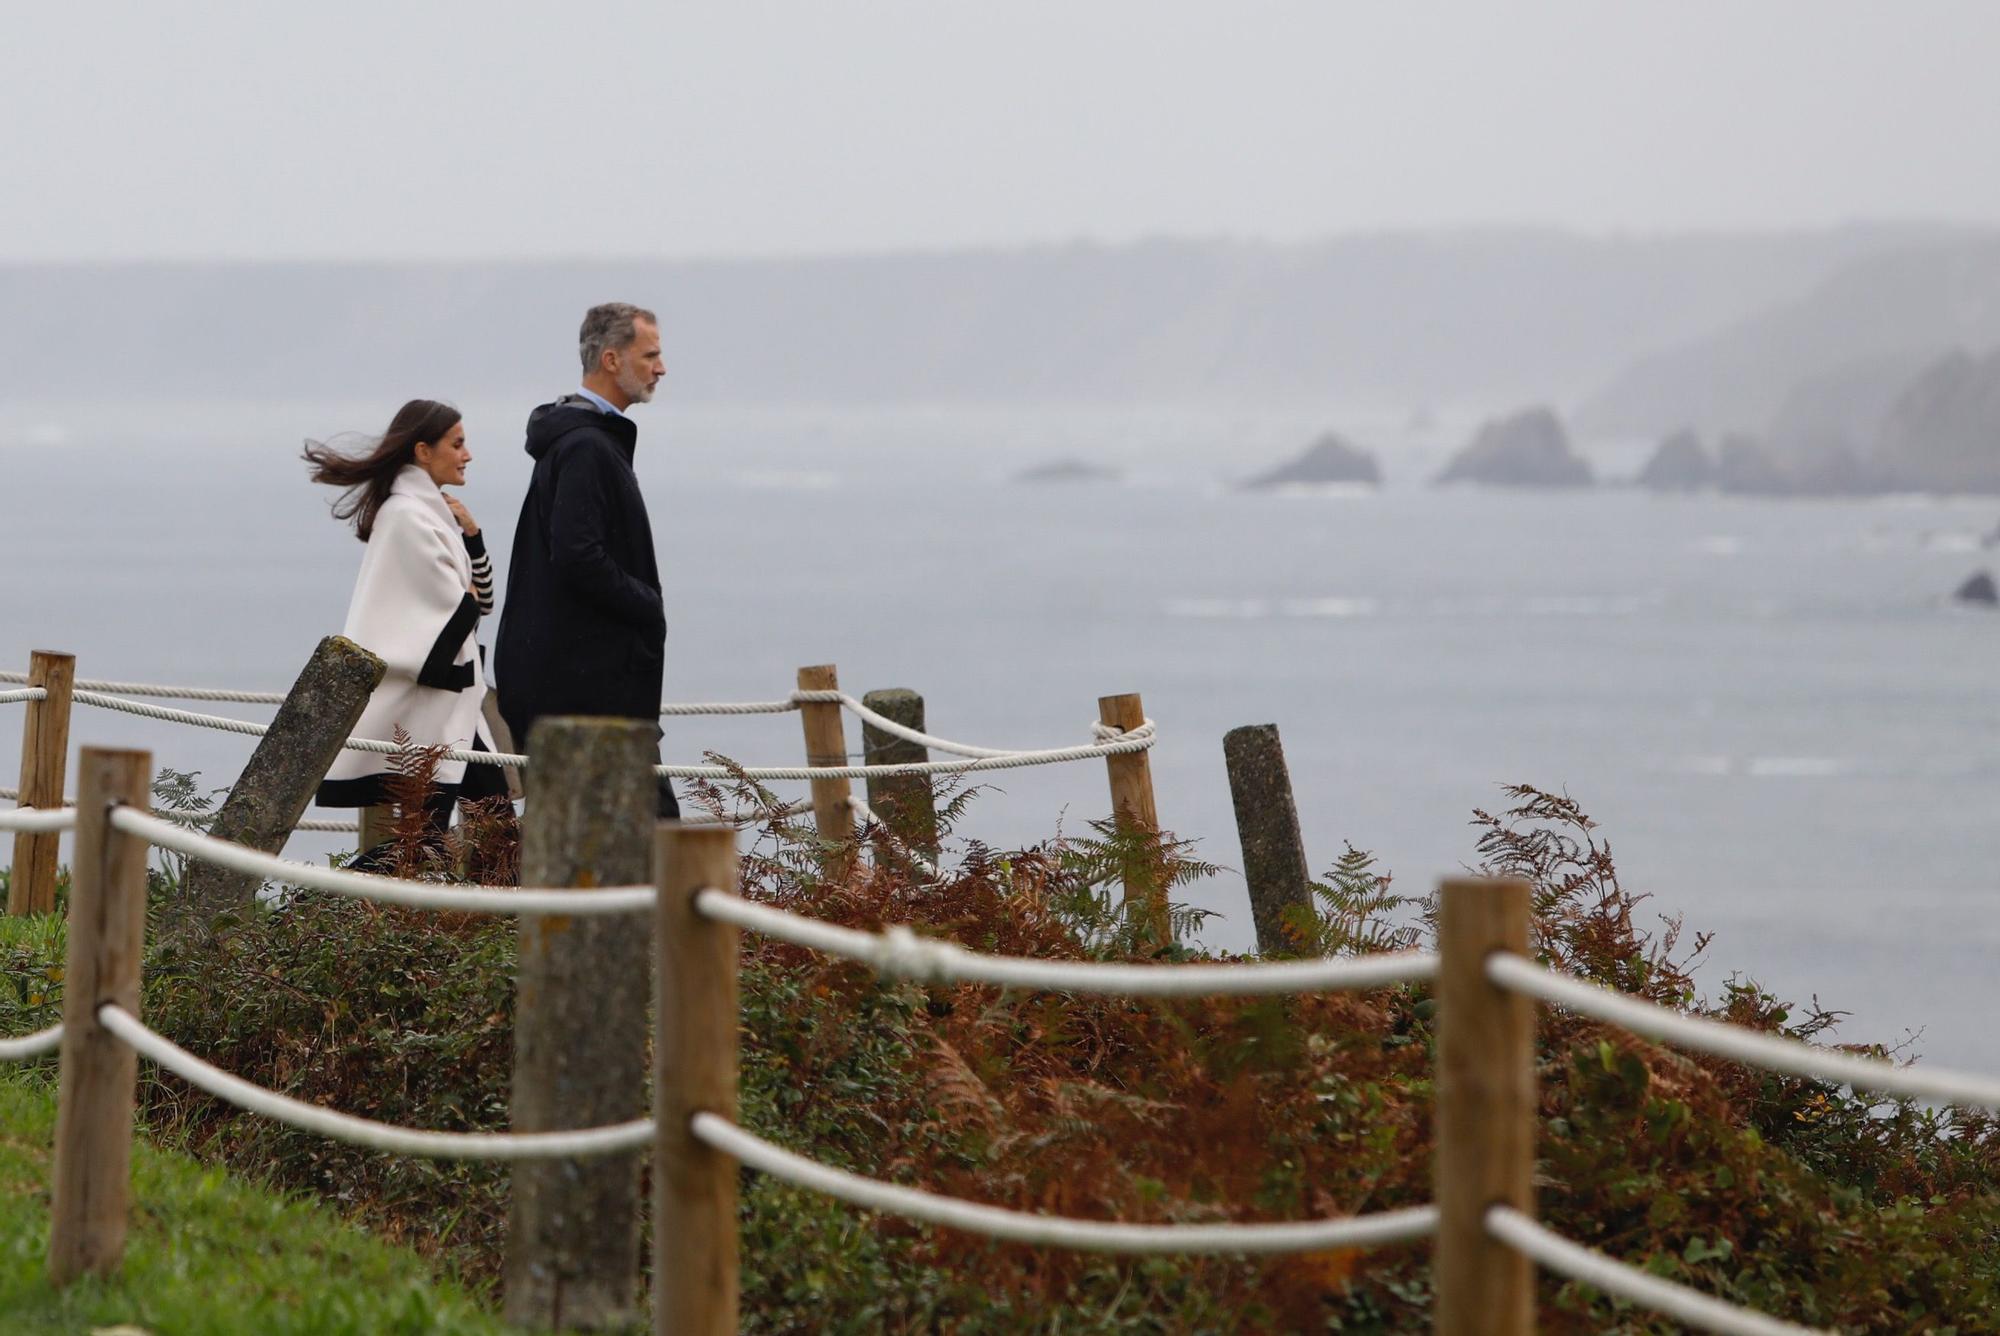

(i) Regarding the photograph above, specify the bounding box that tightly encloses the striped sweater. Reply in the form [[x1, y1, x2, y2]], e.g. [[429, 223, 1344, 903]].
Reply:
[[465, 531, 495, 615]]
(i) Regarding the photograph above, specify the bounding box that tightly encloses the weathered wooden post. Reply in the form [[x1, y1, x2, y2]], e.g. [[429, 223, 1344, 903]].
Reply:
[[859, 687, 938, 860], [795, 665, 856, 880], [654, 821, 741, 1336], [357, 803, 397, 856], [504, 717, 657, 1332], [1434, 877, 1535, 1335], [48, 746, 151, 1285], [1097, 692, 1166, 942], [1223, 723, 1313, 955], [9, 649, 76, 916], [175, 636, 384, 936]]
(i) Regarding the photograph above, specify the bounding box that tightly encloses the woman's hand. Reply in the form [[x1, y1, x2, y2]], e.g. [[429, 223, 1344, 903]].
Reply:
[[444, 494, 479, 536]]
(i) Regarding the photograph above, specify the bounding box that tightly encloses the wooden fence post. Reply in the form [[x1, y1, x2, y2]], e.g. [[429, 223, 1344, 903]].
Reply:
[[654, 822, 741, 1336], [1223, 723, 1313, 955], [9, 649, 76, 916], [48, 746, 151, 1286], [1434, 876, 1535, 1335], [503, 717, 657, 1332], [796, 665, 855, 880], [1097, 692, 1166, 942], [859, 688, 938, 860], [174, 635, 383, 938], [357, 803, 396, 855]]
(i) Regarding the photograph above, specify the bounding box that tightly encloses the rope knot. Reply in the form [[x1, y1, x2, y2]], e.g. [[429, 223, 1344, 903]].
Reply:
[[875, 925, 954, 984], [1091, 717, 1154, 745]]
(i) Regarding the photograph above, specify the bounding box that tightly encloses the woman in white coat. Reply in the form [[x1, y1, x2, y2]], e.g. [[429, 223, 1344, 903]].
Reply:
[[304, 399, 507, 860]]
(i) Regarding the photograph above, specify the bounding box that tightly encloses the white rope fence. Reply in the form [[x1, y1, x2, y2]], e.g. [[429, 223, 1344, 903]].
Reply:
[[62, 688, 1155, 782], [695, 888, 1437, 995], [69, 689, 534, 769], [12, 668, 1936, 1325], [0, 670, 285, 704], [1488, 952, 2000, 1110], [1485, 1207, 1825, 1336], [658, 697, 800, 716], [0, 672, 1107, 761], [0, 669, 800, 716], [110, 808, 653, 915], [72, 690, 284, 740], [668, 720, 1155, 782], [681, 796, 816, 830], [691, 1112, 1435, 1255], [98, 1005, 652, 1160], [2, 785, 356, 834], [290, 816, 363, 834], [0, 1025, 64, 1062], [804, 689, 1009, 759], [0, 806, 77, 835]]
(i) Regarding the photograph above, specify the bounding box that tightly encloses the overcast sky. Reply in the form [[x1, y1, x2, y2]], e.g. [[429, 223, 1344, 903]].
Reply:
[[5, 1, 1999, 262]]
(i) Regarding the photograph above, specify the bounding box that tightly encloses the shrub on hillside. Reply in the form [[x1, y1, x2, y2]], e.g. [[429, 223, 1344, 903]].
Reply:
[[5, 772, 2000, 1330]]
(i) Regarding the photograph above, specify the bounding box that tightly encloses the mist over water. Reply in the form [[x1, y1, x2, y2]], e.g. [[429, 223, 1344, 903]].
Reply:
[[1, 399, 1994, 1070]]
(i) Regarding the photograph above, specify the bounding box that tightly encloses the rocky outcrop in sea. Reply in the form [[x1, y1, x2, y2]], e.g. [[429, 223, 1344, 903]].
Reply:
[[1015, 458, 1121, 483], [1435, 407, 1592, 488], [1635, 429, 1713, 491], [1242, 433, 1382, 489]]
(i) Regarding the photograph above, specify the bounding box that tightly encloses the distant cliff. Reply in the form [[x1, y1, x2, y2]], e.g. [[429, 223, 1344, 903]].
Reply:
[[1873, 349, 2000, 493], [0, 226, 1953, 408], [1576, 238, 2000, 438], [1622, 349, 2000, 496]]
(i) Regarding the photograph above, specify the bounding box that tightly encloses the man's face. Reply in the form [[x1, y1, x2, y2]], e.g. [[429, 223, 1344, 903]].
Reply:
[[610, 319, 665, 405]]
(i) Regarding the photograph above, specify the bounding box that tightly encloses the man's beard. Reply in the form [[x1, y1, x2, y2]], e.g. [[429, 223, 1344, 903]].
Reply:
[[618, 370, 656, 404]]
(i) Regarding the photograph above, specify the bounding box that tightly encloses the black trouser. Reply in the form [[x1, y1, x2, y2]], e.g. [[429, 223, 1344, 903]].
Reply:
[[501, 709, 680, 820], [346, 788, 459, 875], [655, 759, 682, 820]]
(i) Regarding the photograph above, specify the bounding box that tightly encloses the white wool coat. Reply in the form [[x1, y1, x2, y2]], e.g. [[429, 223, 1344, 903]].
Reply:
[[323, 467, 494, 787]]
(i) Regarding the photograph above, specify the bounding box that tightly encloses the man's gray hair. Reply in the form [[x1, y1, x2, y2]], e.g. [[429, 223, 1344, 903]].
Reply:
[[578, 302, 658, 374]]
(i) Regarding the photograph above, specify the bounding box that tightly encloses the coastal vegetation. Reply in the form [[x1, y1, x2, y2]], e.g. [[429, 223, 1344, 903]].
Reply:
[[3, 773, 1999, 1331], [0, 1034, 507, 1335]]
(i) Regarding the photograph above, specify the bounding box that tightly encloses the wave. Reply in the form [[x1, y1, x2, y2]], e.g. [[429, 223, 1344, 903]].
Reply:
[[1664, 755, 1857, 778], [1163, 598, 1276, 620], [1163, 593, 1651, 620], [1279, 596, 1379, 618], [1259, 482, 1379, 500]]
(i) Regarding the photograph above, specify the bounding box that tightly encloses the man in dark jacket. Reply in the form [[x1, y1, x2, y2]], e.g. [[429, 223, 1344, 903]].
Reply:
[[494, 302, 678, 815]]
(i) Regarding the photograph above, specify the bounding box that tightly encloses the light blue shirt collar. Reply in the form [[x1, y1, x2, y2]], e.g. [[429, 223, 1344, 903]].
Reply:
[[575, 386, 622, 416]]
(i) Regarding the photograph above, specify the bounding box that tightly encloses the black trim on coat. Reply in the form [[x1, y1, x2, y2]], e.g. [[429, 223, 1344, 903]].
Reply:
[[315, 774, 392, 808], [417, 592, 482, 690], [316, 733, 507, 810]]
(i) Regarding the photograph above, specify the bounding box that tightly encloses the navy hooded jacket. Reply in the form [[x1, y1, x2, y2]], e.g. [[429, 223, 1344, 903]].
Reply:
[[493, 397, 665, 739]]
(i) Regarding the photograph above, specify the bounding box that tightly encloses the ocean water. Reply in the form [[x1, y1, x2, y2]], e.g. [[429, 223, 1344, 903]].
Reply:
[[2, 399, 1995, 1070]]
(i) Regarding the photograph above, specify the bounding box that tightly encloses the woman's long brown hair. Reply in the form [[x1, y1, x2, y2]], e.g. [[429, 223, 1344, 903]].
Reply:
[[303, 398, 461, 541]]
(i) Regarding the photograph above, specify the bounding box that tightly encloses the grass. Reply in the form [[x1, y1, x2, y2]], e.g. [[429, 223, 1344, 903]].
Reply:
[[0, 1073, 518, 1336]]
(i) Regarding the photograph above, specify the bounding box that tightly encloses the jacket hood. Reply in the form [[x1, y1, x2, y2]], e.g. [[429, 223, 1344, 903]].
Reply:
[[524, 397, 636, 460]]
